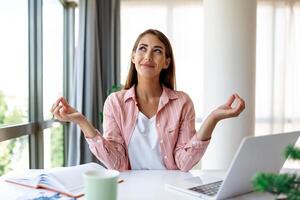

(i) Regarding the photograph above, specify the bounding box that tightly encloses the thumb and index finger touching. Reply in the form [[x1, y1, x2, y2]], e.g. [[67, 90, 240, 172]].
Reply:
[[224, 93, 246, 116], [51, 97, 70, 112]]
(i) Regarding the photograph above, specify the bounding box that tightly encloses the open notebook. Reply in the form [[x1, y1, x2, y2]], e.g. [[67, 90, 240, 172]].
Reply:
[[5, 162, 105, 198]]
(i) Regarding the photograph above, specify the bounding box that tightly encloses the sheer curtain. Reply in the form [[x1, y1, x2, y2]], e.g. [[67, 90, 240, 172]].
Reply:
[[255, 0, 300, 136]]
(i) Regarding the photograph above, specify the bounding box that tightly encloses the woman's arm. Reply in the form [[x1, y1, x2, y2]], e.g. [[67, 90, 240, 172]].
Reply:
[[51, 96, 130, 170], [51, 97, 99, 138], [174, 93, 245, 171]]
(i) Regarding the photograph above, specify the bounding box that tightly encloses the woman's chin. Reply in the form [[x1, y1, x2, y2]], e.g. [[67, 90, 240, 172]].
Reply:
[[138, 72, 160, 79]]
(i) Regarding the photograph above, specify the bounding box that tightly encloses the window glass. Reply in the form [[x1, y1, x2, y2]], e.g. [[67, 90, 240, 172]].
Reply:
[[0, 0, 28, 126], [256, 3, 300, 135], [256, 2, 300, 169], [0, 136, 29, 176], [43, 0, 64, 120], [75, 7, 79, 50], [43, 0, 64, 169], [44, 124, 64, 169]]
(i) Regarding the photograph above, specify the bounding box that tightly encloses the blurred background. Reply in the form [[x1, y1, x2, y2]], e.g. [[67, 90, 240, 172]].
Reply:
[[0, 0, 299, 175]]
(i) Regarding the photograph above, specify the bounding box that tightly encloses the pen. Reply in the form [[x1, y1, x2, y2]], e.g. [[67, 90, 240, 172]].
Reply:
[[118, 179, 124, 184]]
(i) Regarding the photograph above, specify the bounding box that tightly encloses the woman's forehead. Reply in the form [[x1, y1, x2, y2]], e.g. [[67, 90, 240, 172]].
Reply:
[[138, 34, 165, 48]]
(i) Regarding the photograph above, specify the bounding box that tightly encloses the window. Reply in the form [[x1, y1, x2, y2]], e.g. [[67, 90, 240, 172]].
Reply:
[[0, 0, 29, 174], [255, 1, 300, 135], [43, 0, 64, 120], [0, 136, 29, 174], [0, 0, 76, 175], [0, 1, 29, 126], [43, 0, 64, 169], [44, 125, 64, 168], [256, 1, 300, 169]]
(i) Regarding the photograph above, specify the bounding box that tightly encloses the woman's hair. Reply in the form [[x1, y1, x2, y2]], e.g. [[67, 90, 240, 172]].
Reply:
[[124, 29, 176, 90]]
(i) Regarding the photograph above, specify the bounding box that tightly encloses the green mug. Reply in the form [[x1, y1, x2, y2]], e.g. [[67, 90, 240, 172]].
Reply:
[[83, 169, 120, 200]]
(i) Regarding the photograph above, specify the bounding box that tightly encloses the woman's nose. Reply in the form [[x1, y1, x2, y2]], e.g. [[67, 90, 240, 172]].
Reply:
[[145, 51, 153, 61]]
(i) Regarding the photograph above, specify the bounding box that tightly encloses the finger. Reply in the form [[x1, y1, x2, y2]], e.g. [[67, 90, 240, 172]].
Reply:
[[52, 105, 64, 119], [233, 100, 245, 116], [226, 94, 235, 107], [59, 106, 69, 115], [235, 95, 246, 111], [50, 97, 63, 112], [234, 94, 245, 107], [60, 97, 70, 107], [60, 107, 70, 119]]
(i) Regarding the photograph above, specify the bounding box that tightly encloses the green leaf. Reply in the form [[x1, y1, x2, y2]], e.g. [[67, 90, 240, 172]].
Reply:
[[285, 145, 300, 160]]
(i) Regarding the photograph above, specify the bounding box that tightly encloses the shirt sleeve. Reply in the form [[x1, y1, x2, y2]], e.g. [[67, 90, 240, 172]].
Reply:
[[174, 94, 210, 172], [85, 94, 130, 171]]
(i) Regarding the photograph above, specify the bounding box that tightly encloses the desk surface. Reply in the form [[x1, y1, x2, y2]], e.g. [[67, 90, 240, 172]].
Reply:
[[0, 169, 278, 200]]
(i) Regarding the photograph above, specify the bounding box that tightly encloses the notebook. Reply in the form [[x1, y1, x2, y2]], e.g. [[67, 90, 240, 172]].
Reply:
[[165, 131, 300, 200], [5, 162, 105, 198]]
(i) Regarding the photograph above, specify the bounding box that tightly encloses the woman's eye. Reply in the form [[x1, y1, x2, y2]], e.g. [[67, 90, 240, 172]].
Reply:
[[154, 49, 162, 53], [138, 46, 146, 51]]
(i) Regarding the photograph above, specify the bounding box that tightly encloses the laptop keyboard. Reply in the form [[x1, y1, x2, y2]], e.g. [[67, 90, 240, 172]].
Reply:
[[188, 181, 223, 196]]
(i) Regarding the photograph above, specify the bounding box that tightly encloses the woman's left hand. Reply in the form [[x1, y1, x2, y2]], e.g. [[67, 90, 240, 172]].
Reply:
[[211, 93, 245, 122]]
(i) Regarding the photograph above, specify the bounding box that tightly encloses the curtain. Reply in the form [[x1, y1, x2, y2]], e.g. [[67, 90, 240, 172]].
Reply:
[[255, 0, 300, 135], [67, 0, 120, 166]]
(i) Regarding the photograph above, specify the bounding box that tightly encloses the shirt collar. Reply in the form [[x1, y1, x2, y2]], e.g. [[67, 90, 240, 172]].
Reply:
[[123, 85, 178, 104], [124, 85, 137, 103]]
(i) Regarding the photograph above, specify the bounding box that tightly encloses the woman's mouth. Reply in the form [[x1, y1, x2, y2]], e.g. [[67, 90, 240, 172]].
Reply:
[[141, 63, 155, 68]]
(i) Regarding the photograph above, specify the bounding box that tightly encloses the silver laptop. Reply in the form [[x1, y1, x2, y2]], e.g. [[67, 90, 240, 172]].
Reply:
[[165, 131, 300, 199]]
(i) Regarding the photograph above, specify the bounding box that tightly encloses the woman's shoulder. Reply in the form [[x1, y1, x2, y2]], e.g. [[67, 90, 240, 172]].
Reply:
[[105, 89, 128, 104], [164, 87, 192, 102]]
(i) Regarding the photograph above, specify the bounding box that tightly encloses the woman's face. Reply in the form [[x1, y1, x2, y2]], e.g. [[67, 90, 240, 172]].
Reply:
[[132, 34, 170, 80]]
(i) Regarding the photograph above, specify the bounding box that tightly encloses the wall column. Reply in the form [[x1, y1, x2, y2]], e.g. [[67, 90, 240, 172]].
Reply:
[[202, 0, 256, 169]]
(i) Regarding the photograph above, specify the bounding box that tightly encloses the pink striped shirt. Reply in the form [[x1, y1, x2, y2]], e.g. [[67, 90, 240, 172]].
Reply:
[[86, 85, 210, 172]]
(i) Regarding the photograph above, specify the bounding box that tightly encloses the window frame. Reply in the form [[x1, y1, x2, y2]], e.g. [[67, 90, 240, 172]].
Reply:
[[0, 0, 77, 169]]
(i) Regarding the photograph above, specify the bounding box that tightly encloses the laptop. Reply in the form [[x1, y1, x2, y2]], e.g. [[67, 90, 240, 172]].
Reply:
[[165, 131, 300, 199]]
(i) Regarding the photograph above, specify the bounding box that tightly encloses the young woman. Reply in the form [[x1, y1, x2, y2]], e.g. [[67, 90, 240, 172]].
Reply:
[[51, 29, 245, 172]]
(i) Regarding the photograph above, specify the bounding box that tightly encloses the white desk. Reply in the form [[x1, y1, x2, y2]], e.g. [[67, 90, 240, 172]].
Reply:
[[116, 170, 275, 200], [0, 169, 278, 200]]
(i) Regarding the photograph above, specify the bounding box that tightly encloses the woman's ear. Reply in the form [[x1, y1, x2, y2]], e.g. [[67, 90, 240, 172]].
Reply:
[[131, 53, 135, 63], [164, 58, 171, 69]]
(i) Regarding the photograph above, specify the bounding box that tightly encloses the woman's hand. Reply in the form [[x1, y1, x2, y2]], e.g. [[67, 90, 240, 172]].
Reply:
[[210, 93, 245, 122], [196, 94, 245, 141], [51, 97, 84, 124]]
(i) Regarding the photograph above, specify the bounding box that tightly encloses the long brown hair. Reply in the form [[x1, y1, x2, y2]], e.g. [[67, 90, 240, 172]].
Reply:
[[124, 29, 176, 90]]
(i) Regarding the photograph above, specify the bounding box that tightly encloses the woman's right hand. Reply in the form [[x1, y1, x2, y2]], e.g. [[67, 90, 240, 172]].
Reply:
[[51, 97, 84, 124]]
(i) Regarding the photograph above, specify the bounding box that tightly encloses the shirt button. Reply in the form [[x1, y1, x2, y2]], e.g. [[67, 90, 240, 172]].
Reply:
[[156, 123, 160, 127], [192, 141, 199, 146], [164, 155, 168, 159], [160, 140, 163, 144], [96, 140, 101, 143]]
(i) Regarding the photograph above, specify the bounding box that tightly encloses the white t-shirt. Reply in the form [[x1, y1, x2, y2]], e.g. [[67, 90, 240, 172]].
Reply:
[[128, 112, 166, 170]]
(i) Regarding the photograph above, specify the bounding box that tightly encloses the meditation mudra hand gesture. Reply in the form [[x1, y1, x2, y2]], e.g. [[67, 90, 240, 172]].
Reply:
[[51, 29, 245, 171]]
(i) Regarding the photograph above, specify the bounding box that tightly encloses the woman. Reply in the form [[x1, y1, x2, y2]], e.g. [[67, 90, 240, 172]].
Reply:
[[51, 29, 245, 172]]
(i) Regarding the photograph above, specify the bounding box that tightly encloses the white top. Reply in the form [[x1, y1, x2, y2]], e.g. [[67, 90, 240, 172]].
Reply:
[[128, 112, 167, 170]]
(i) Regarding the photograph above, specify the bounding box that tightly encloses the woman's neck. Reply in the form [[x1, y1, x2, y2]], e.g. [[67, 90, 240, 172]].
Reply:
[[136, 79, 162, 101]]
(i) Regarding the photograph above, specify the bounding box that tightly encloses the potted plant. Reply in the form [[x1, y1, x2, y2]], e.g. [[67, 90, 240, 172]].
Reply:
[[252, 145, 300, 200]]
